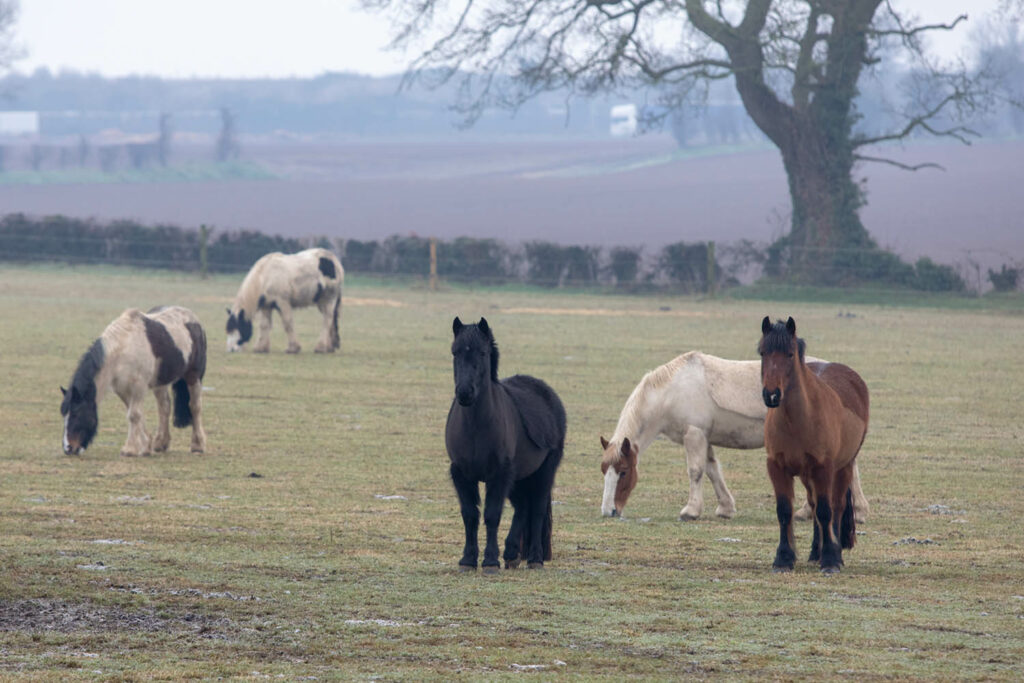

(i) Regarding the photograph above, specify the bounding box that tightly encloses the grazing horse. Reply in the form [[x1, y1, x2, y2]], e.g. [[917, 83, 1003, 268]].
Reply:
[[600, 351, 868, 522], [61, 306, 208, 457], [226, 248, 343, 354], [445, 317, 566, 574], [759, 316, 869, 574]]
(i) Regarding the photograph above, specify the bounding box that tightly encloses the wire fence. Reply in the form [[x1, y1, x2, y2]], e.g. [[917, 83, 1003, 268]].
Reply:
[[1, 213, 1020, 294]]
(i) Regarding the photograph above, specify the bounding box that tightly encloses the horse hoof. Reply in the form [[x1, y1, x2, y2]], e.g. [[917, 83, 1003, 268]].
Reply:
[[679, 512, 699, 521], [527, 562, 544, 570], [286, 346, 301, 354], [715, 507, 735, 519], [821, 565, 842, 575], [482, 565, 500, 576], [772, 565, 793, 574], [120, 451, 139, 457], [505, 560, 521, 570], [457, 564, 477, 573]]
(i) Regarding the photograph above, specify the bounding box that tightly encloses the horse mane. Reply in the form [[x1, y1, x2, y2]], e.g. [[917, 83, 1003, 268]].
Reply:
[[233, 253, 279, 314], [69, 338, 105, 402], [603, 352, 696, 467], [758, 320, 806, 361]]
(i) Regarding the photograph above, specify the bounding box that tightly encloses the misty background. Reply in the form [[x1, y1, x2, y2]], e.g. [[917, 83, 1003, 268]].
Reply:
[[1, 1, 1022, 291]]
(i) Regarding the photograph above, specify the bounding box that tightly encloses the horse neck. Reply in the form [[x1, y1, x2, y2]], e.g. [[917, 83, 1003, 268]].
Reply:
[[610, 379, 667, 457], [778, 360, 818, 422], [234, 265, 266, 315]]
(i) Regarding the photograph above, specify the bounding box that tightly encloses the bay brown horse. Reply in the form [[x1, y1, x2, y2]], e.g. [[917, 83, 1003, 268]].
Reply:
[[758, 316, 869, 574]]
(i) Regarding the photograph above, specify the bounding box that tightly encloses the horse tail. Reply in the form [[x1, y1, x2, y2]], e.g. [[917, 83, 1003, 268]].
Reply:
[[331, 290, 342, 350], [840, 487, 856, 550], [172, 378, 193, 428]]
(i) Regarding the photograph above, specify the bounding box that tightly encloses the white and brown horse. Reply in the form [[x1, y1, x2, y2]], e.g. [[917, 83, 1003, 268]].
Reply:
[[226, 248, 343, 353], [61, 306, 208, 457], [600, 351, 868, 522]]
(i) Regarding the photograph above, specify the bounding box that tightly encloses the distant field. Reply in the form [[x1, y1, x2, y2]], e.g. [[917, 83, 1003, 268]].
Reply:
[[0, 137, 1020, 276], [0, 264, 1022, 678]]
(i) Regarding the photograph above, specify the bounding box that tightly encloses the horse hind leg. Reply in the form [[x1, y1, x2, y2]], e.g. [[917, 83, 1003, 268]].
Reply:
[[314, 292, 338, 353], [150, 386, 172, 453], [186, 379, 207, 454], [503, 487, 527, 569], [850, 460, 869, 523], [704, 444, 736, 519]]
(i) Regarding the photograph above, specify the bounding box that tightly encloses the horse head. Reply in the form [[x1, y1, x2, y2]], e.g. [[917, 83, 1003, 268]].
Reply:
[[225, 307, 253, 352], [600, 436, 639, 517], [758, 316, 805, 408], [60, 384, 98, 455], [451, 316, 499, 407]]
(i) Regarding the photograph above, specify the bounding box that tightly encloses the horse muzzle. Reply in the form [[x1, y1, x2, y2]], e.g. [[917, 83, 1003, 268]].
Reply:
[[763, 387, 782, 408]]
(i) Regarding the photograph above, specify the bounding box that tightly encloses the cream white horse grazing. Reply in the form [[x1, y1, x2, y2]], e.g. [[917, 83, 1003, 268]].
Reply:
[[60, 306, 208, 457], [600, 351, 868, 522], [226, 247, 343, 353]]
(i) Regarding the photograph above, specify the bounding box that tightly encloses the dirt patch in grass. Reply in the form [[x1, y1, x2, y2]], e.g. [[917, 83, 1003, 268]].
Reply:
[[0, 599, 234, 639]]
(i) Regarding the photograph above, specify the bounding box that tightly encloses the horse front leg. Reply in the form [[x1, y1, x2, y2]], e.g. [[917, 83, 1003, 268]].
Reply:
[[481, 476, 510, 574], [767, 458, 796, 572], [121, 393, 150, 457], [679, 427, 708, 520], [450, 464, 480, 571], [277, 302, 301, 354], [810, 465, 842, 573], [254, 308, 273, 353], [150, 386, 171, 452]]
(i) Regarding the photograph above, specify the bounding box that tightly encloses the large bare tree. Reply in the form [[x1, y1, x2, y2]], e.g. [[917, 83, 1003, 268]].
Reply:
[[0, 0, 20, 75], [367, 1, 1005, 281]]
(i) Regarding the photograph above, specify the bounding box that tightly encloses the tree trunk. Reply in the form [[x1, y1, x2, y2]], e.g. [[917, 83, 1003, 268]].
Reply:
[[777, 115, 873, 281]]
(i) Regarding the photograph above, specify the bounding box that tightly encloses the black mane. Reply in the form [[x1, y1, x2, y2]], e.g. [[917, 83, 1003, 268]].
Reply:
[[67, 338, 104, 403], [758, 319, 806, 361]]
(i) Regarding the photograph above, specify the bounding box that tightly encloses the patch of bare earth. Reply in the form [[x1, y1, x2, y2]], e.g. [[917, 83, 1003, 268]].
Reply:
[[0, 598, 233, 639]]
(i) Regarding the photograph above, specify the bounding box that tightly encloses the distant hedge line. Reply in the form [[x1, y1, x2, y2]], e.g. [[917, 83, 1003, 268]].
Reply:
[[0, 212, 971, 292]]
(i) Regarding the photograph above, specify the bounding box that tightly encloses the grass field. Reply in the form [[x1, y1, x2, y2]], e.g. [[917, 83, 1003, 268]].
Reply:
[[1, 264, 1022, 680]]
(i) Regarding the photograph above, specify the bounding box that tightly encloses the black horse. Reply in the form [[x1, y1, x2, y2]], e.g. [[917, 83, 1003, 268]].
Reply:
[[445, 317, 566, 574]]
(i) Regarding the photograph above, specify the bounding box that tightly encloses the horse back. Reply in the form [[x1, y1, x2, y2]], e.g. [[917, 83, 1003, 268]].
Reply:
[[500, 374, 567, 452], [143, 306, 207, 386], [808, 361, 869, 427]]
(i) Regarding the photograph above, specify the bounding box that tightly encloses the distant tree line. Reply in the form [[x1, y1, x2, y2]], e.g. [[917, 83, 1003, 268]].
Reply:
[[0, 212, 995, 293]]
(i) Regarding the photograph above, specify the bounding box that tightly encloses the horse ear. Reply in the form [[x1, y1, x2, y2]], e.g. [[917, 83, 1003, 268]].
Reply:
[[600, 436, 609, 450], [761, 316, 772, 335], [621, 437, 631, 456], [60, 386, 67, 396], [478, 317, 491, 338], [786, 317, 796, 335], [452, 316, 463, 336], [226, 307, 232, 316]]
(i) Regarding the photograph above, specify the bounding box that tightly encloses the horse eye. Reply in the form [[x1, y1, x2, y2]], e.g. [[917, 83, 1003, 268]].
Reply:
[[618, 471, 625, 478]]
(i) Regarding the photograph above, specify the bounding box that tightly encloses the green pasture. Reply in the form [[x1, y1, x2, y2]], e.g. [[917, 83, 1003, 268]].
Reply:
[[0, 264, 1022, 680]]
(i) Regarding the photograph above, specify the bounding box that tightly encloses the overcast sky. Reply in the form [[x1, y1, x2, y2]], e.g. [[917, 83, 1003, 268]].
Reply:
[[14, 0, 1001, 80]]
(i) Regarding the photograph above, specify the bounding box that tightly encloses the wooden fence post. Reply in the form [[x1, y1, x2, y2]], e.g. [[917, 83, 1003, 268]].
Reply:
[[430, 237, 438, 291], [199, 224, 210, 279], [707, 240, 716, 297]]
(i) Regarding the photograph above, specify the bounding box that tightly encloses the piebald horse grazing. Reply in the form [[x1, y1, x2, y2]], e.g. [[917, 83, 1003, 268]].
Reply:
[[445, 317, 566, 573], [759, 316, 869, 574], [600, 351, 868, 522], [226, 248, 343, 354], [61, 306, 208, 457]]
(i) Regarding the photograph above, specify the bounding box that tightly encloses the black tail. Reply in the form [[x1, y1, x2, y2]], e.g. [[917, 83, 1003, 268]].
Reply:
[[172, 378, 193, 428], [331, 291, 342, 350], [840, 487, 856, 550]]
